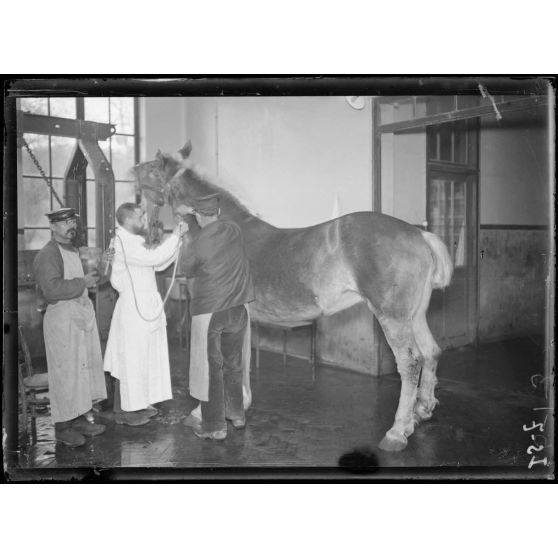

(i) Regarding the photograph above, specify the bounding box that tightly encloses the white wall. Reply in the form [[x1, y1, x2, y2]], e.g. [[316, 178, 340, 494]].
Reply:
[[140, 97, 188, 161], [381, 129, 426, 225], [185, 96, 373, 227]]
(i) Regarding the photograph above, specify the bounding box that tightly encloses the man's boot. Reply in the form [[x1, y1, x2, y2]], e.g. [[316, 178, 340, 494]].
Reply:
[[113, 379, 150, 426], [55, 420, 86, 447], [72, 414, 106, 437]]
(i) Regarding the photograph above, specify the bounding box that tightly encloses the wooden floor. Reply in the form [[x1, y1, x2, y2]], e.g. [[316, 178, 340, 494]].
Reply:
[[12, 336, 552, 480]]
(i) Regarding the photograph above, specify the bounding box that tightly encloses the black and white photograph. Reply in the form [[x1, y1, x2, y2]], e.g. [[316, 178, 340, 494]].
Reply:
[[3, 76, 555, 481]]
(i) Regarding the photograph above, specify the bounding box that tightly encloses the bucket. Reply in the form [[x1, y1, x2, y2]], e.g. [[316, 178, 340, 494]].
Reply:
[[79, 247, 103, 275]]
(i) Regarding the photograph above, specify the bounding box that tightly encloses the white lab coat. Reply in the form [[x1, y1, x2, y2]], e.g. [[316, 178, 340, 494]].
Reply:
[[103, 227, 179, 411]]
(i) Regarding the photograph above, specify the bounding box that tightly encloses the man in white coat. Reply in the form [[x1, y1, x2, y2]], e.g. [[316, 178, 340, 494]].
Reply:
[[104, 202, 188, 426]]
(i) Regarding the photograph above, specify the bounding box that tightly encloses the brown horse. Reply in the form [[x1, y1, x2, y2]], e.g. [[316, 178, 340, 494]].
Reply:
[[134, 142, 453, 452]]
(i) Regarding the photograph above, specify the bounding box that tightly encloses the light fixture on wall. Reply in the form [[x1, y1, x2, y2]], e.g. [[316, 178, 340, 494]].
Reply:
[[345, 96, 366, 110]]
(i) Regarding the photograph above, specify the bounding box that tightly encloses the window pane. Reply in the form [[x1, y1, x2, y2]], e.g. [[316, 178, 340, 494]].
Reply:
[[115, 181, 137, 209], [23, 177, 51, 227], [24, 229, 51, 250], [51, 136, 77, 177], [49, 98, 77, 118], [84, 97, 109, 123], [20, 98, 48, 115], [453, 120, 467, 164], [439, 124, 452, 161], [110, 98, 134, 134], [51, 178, 65, 207], [87, 179, 96, 224], [87, 229, 97, 247], [453, 182, 466, 267], [111, 135, 135, 180], [428, 178, 467, 268], [427, 128, 438, 160], [22, 133, 50, 176]]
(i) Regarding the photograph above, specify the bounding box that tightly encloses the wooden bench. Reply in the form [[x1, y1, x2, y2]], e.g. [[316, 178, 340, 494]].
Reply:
[[252, 319, 317, 369]]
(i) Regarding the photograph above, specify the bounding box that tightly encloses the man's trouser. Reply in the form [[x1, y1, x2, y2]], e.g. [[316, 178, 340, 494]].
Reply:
[[201, 305, 247, 432]]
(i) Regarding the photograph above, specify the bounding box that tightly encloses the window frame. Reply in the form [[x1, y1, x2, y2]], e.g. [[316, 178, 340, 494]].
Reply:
[[19, 97, 140, 249]]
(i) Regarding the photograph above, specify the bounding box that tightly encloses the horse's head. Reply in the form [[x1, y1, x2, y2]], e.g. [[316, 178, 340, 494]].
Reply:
[[135, 141, 254, 226], [133, 141, 193, 207]]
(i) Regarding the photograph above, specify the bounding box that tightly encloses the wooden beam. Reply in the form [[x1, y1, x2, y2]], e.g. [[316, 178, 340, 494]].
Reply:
[[19, 111, 115, 141], [378, 95, 548, 133]]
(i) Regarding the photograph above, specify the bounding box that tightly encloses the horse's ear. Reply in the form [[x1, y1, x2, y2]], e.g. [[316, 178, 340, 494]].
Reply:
[[178, 141, 192, 160], [156, 149, 173, 170]]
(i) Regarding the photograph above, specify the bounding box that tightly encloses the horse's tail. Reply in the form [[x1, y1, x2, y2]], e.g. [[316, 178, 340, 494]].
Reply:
[[421, 230, 453, 289]]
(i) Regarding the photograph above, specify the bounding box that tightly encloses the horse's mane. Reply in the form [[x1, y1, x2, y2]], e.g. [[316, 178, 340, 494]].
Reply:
[[172, 159, 257, 218]]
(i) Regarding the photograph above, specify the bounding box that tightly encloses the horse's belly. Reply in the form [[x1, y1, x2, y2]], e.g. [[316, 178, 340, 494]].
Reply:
[[249, 294, 320, 323]]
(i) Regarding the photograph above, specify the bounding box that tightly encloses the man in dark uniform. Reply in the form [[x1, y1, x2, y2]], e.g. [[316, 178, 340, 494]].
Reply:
[[180, 193, 255, 440], [33, 208, 107, 447]]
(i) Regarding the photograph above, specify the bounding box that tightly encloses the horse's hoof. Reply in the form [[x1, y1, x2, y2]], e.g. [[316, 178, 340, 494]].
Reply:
[[378, 433, 408, 452]]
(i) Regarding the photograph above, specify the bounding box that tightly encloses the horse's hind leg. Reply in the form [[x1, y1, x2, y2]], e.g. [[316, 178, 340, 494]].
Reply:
[[412, 312, 441, 423], [377, 317, 424, 452]]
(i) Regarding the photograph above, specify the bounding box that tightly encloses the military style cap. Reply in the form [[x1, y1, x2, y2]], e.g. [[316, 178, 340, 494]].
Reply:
[[45, 208, 80, 222], [191, 193, 220, 213]]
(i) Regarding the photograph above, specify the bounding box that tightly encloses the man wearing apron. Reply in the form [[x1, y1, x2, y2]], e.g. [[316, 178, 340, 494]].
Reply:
[[179, 193, 255, 440], [33, 208, 107, 447]]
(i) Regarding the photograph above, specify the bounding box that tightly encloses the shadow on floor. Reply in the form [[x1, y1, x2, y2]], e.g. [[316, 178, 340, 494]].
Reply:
[[12, 336, 554, 480]]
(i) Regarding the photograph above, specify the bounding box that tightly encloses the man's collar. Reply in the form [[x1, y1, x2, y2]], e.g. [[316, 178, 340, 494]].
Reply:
[[116, 226, 145, 242], [54, 240, 77, 251]]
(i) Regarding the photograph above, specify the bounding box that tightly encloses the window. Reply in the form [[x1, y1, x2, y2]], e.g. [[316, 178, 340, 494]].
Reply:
[[19, 97, 139, 249], [427, 120, 477, 166], [426, 118, 478, 269], [428, 178, 468, 267]]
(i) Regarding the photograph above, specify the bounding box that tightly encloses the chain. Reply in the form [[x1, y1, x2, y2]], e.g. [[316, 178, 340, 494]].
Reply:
[[21, 136, 64, 207]]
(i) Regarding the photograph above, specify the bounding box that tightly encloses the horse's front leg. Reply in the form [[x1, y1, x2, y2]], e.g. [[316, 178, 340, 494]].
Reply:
[[377, 318, 423, 452]]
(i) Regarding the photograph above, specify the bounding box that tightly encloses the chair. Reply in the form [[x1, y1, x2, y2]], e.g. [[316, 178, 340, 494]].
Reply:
[[18, 325, 50, 434]]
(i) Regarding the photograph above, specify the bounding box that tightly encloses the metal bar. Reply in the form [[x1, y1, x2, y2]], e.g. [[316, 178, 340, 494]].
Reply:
[[378, 96, 548, 134], [78, 137, 117, 340], [19, 112, 115, 141]]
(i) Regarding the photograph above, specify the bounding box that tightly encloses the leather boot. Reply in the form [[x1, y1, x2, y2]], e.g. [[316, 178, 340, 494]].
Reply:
[[72, 415, 106, 437], [55, 421, 86, 447]]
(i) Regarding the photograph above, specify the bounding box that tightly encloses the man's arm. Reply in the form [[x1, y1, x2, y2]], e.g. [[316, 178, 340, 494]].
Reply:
[[178, 238, 200, 277], [33, 250, 85, 302], [117, 233, 180, 268]]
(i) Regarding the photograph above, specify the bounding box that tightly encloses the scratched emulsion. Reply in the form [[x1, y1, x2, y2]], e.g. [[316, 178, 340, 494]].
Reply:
[[16, 335, 550, 477]]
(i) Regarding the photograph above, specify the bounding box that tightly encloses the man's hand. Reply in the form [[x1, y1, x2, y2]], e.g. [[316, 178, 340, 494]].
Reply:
[[84, 271, 99, 289], [173, 221, 189, 238]]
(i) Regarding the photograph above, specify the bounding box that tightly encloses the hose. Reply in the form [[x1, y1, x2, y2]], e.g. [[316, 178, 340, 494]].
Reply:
[[115, 233, 183, 322]]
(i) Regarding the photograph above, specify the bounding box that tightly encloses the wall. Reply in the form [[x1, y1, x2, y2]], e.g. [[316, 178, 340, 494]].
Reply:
[[477, 107, 551, 341], [381, 129, 427, 225]]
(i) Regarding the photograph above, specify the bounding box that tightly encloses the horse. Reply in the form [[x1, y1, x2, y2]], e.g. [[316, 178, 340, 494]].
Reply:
[[133, 142, 453, 452]]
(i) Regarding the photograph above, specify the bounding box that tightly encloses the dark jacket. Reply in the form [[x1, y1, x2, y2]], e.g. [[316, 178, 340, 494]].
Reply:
[[33, 240, 85, 305], [180, 219, 255, 316]]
